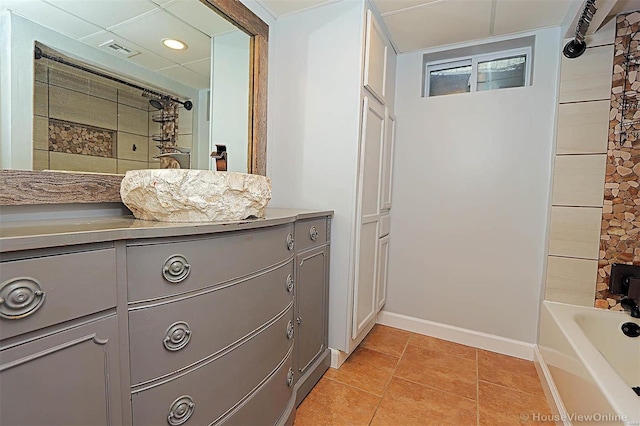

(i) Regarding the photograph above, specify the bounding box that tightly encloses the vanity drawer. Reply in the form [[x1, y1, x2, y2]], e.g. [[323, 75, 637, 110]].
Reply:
[[0, 248, 117, 340], [294, 218, 328, 252], [219, 350, 293, 426], [127, 224, 294, 302], [132, 305, 294, 426], [129, 260, 295, 385]]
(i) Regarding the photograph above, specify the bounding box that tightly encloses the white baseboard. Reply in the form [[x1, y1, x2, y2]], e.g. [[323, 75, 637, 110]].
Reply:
[[377, 310, 535, 360], [330, 348, 349, 369], [533, 346, 569, 426]]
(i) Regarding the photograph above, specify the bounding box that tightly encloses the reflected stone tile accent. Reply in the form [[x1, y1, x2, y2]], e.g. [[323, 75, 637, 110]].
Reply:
[[48, 119, 115, 158]]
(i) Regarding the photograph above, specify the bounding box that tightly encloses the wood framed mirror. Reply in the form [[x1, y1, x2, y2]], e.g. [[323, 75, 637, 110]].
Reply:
[[0, 0, 268, 206]]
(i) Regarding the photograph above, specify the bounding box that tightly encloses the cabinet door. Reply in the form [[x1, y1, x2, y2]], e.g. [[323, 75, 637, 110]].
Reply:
[[295, 246, 328, 379], [380, 109, 395, 211], [352, 95, 385, 339], [377, 235, 390, 311], [363, 9, 387, 102], [0, 315, 122, 426]]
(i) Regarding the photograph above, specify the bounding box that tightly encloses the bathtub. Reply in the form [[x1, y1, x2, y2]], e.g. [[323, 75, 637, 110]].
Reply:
[[538, 301, 639, 425]]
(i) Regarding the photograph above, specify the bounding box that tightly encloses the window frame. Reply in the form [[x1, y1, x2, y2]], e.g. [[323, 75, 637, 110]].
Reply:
[[424, 46, 532, 97]]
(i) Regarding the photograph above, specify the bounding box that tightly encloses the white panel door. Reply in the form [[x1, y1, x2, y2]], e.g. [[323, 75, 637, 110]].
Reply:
[[380, 108, 395, 211], [363, 9, 387, 103], [377, 234, 390, 311], [352, 95, 385, 339]]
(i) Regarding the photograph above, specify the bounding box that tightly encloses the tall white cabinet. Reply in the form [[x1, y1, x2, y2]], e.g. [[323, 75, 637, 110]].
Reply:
[[269, 0, 397, 359]]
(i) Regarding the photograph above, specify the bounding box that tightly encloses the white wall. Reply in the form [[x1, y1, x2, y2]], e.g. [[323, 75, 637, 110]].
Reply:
[[384, 27, 561, 344], [211, 31, 250, 172], [266, 0, 365, 351]]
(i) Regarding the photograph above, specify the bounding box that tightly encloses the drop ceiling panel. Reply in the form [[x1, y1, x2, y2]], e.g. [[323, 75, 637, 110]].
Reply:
[[383, 0, 492, 52], [157, 65, 210, 89], [109, 9, 211, 64], [164, 0, 236, 37], [2, 0, 103, 39], [44, 0, 159, 30], [374, 0, 439, 16], [81, 31, 177, 70], [183, 58, 212, 78], [493, 0, 574, 35], [258, 0, 334, 17]]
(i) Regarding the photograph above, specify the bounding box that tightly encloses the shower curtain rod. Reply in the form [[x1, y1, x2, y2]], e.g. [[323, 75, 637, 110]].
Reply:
[[34, 46, 192, 109], [563, 0, 598, 58]]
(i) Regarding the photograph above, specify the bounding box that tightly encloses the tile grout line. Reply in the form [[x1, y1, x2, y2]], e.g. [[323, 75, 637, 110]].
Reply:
[[321, 376, 383, 399], [367, 335, 412, 426]]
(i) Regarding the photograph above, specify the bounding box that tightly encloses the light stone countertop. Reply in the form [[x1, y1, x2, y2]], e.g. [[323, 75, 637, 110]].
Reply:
[[0, 208, 333, 253]]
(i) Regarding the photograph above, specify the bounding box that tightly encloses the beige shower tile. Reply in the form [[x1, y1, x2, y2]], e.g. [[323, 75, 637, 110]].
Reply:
[[34, 61, 48, 83], [584, 19, 615, 48], [119, 88, 152, 111], [33, 150, 49, 171], [49, 86, 117, 130], [34, 81, 48, 117], [548, 206, 602, 260], [559, 45, 613, 103], [177, 134, 193, 150], [552, 154, 606, 207], [33, 116, 49, 151], [50, 151, 117, 174], [556, 101, 609, 154], [545, 288, 596, 307], [118, 104, 149, 136], [49, 68, 117, 102], [117, 159, 148, 174], [117, 132, 149, 162], [178, 107, 193, 134], [545, 256, 598, 296]]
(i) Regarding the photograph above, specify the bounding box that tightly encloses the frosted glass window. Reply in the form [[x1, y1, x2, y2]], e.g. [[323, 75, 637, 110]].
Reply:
[[424, 48, 530, 97], [429, 64, 471, 97], [477, 55, 527, 91]]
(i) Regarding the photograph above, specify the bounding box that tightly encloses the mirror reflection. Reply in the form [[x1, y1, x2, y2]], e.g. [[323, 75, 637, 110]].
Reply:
[[0, 0, 251, 173]]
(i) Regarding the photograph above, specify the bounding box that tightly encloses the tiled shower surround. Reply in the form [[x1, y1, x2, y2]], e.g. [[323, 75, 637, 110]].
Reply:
[[595, 12, 640, 310], [48, 119, 115, 158]]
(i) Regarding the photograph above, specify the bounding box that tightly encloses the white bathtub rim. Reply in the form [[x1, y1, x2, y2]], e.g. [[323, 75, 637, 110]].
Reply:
[[542, 301, 639, 425], [534, 346, 571, 426]]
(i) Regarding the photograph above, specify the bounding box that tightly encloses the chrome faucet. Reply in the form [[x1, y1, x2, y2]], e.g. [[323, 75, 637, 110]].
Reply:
[[154, 147, 191, 169]]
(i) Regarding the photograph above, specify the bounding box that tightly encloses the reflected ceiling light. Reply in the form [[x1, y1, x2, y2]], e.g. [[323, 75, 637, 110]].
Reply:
[[162, 39, 187, 50]]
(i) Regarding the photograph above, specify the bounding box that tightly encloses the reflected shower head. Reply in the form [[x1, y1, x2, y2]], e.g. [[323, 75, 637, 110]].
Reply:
[[149, 99, 165, 110]]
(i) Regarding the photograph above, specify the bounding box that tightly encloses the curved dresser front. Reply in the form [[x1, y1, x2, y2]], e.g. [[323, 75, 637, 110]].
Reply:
[[0, 209, 332, 426]]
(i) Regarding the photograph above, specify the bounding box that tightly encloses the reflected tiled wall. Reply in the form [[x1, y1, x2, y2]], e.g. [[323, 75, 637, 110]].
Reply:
[[32, 45, 177, 174]]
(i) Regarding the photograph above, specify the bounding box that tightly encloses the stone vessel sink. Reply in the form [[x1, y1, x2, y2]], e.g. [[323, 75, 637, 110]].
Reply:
[[120, 169, 271, 222]]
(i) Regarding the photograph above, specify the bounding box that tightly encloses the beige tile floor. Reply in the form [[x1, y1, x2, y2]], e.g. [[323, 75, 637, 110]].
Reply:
[[294, 325, 553, 425]]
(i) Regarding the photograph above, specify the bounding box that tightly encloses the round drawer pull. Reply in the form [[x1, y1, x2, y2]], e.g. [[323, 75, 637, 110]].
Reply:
[[0, 277, 46, 320], [286, 368, 294, 387], [162, 255, 191, 283], [167, 395, 195, 426], [309, 226, 319, 241], [286, 233, 294, 251], [286, 320, 294, 339], [164, 321, 192, 352], [286, 274, 294, 293]]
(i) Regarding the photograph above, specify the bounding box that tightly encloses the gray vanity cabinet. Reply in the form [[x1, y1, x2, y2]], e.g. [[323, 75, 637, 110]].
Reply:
[[0, 314, 122, 426], [0, 209, 332, 426], [293, 218, 330, 404]]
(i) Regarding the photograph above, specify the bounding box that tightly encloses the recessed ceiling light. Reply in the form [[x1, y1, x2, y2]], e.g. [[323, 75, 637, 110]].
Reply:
[[162, 39, 188, 50]]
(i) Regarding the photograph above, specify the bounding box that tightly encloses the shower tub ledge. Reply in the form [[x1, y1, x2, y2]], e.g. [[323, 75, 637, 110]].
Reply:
[[537, 301, 639, 426]]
